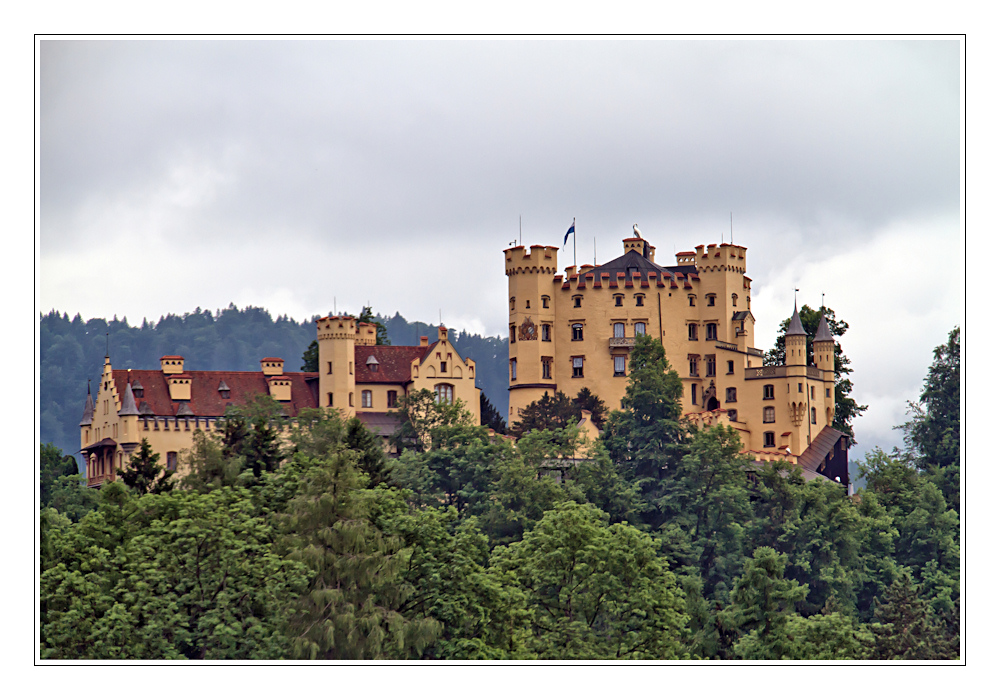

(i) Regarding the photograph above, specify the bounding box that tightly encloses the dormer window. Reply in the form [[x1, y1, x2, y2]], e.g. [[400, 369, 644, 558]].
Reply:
[[131, 380, 143, 399], [366, 355, 379, 373], [218, 380, 230, 399]]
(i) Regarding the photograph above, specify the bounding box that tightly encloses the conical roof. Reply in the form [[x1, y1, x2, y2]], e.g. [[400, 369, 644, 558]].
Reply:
[[814, 313, 834, 343], [79, 381, 95, 426], [787, 304, 807, 336], [176, 402, 195, 416], [118, 382, 140, 416]]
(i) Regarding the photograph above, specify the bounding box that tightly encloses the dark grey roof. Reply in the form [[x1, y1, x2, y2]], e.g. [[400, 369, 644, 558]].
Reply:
[[176, 402, 195, 416], [218, 380, 230, 391], [131, 378, 143, 390], [137, 401, 154, 416], [798, 426, 846, 473], [814, 314, 834, 343], [733, 311, 754, 322], [786, 304, 807, 336], [589, 250, 669, 277], [118, 383, 140, 416], [79, 384, 95, 426], [356, 411, 401, 438]]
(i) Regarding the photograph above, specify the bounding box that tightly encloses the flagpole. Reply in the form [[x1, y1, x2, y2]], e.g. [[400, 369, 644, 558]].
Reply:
[[573, 217, 576, 268]]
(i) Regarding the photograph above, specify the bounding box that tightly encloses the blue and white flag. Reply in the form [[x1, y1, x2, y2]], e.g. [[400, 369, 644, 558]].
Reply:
[[563, 220, 575, 246]]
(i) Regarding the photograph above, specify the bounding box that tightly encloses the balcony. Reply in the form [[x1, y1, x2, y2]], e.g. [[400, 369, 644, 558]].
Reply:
[[715, 341, 738, 352], [745, 366, 787, 380], [609, 337, 636, 350]]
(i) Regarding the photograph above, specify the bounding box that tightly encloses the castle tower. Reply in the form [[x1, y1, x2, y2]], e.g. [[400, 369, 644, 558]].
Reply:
[[784, 303, 808, 366], [79, 380, 94, 447], [117, 378, 141, 454], [316, 315, 358, 417], [813, 312, 836, 426], [505, 244, 560, 422]]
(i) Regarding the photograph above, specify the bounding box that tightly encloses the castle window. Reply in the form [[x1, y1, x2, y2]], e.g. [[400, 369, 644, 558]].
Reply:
[[510, 325, 516, 344], [732, 293, 738, 307], [573, 296, 582, 308], [542, 357, 552, 379], [361, 390, 372, 408], [763, 384, 774, 400], [635, 295, 644, 306], [615, 295, 623, 307], [811, 407, 817, 424], [349, 392, 354, 407], [635, 322, 646, 336], [798, 383, 803, 393], [810, 386, 815, 400], [764, 431, 775, 448], [826, 388, 831, 398], [572, 324, 583, 341], [525, 299, 530, 309], [542, 296, 550, 308], [706, 323, 717, 341], [688, 324, 698, 340], [692, 383, 698, 405], [435, 383, 454, 404], [327, 362, 332, 374], [689, 295, 696, 307], [510, 359, 517, 381], [763, 406, 775, 423], [327, 392, 334, 407], [510, 297, 516, 311], [614, 355, 626, 377], [727, 361, 734, 374], [705, 354, 716, 377], [726, 387, 737, 403], [572, 357, 584, 378], [707, 295, 716, 307], [166, 452, 178, 472], [387, 391, 398, 408], [747, 296, 751, 308], [441, 362, 447, 373], [688, 355, 699, 377], [542, 324, 551, 342], [613, 322, 625, 338], [349, 362, 353, 375], [727, 409, 738, 422]]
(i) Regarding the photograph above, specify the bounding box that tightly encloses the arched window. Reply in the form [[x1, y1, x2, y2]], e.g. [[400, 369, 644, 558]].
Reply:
[[763, 384, 774, 400], [732, 293, 738, 307], [435, 383, 454, 404], [634, 322, 646, 336], [510, 359, 517, 381], [763, 406, 775, 423], [613, 322, 625, 338]]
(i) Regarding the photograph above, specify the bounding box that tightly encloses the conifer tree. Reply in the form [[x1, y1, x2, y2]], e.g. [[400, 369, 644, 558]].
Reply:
[[117, 438, 174, 495]]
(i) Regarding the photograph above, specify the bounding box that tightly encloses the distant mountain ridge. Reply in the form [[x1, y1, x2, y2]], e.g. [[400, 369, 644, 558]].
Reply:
[[39, 307, 508, 466]]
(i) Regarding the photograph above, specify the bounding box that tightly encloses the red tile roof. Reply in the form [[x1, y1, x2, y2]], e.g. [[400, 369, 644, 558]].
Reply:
[[354, 345, 433, 384], [112, 369, 319, 417]]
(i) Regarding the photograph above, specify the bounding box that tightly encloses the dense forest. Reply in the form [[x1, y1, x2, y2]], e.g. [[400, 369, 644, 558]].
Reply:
[[38, 306, 509, 465], [38, 328, 961, 660]]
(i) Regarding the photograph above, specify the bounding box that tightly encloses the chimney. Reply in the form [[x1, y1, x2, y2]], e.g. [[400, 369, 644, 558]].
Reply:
[[261, 358, 284, 376], [438, 326, 448, 342], [420, 336, 428, 346], [160, 355, 184, 374]]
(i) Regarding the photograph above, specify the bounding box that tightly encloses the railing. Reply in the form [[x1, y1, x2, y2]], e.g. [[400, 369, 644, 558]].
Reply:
[[806, 366, 821, 379], [745, 366, 787, 379], [747, 347, 764, 357], [609, 337, 636, 349], [715, 341, 738, 352]]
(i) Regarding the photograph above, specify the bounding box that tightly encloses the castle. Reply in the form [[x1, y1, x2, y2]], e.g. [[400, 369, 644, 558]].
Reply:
[[505, 232, 849, 485], [79, 320, 480, 487]]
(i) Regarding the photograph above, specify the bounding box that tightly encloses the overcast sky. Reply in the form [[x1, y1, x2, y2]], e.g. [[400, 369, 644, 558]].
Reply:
[[38, 38, 962, 459]]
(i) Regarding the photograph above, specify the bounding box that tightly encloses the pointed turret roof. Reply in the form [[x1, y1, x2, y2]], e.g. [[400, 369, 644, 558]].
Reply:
[[176, 402, 195, 416], [79, 381, 95, 426], [118, 382, 140, 416], [814, 313, 834, 343], [787, 304, 807, 336]]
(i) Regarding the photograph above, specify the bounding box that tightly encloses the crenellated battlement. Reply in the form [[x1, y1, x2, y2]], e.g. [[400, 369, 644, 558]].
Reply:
[[505, 244, 559, 276], [690, 243, 747, 274]]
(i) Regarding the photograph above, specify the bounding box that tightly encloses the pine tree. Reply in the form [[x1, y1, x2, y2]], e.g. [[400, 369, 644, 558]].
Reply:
[[117, 439, 174, 495]]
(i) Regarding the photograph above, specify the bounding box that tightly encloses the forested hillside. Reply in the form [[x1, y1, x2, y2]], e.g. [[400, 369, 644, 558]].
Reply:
[[39, 329, 960, 660], [38, 307, 508, 464]]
